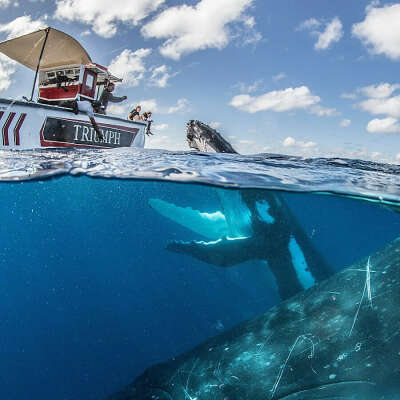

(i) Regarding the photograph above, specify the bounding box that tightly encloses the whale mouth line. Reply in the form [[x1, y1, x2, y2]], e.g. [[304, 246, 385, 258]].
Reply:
[[274, 380, 376, 400]]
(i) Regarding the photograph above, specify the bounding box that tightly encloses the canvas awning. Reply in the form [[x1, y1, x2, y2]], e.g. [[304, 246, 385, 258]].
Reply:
[[0, 27, 92, 70]]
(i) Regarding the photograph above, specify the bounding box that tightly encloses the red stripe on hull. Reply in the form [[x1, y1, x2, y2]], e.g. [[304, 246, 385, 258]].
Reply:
[[13, 113, 26, 146], [2, 112, 15, 146]]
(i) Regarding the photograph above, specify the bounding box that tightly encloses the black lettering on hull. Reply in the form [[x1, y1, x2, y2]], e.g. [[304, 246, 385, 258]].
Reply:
[[41, 117, 139, 148]]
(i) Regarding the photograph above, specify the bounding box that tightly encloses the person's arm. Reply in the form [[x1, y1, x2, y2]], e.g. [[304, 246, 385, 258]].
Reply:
[[108, 93, 127, 103]]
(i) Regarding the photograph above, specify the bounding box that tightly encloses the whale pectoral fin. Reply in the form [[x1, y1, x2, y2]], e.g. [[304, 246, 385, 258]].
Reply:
[[149, 198, 229, 240], [167, 237, 253, 267]]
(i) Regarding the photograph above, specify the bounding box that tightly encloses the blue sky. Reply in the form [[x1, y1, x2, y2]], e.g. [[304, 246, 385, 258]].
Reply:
[[1, 0, 400, 163]]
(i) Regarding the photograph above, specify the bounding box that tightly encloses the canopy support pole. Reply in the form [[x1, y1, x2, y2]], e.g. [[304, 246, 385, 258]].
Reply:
[[29, 27, 50, 102]]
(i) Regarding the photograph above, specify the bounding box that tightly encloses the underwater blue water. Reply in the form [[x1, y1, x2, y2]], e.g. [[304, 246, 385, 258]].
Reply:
[[0, 149, 399, 399]]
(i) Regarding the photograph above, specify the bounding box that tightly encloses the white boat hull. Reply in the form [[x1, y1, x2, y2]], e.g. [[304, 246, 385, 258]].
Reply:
[[0, 99, 146, 149]]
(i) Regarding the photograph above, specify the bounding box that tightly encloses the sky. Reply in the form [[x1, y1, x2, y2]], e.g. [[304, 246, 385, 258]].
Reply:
[[1, 0, 400, 163]]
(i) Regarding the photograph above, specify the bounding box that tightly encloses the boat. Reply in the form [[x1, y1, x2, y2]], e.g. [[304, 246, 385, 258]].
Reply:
[[0, 27, 147, 149]]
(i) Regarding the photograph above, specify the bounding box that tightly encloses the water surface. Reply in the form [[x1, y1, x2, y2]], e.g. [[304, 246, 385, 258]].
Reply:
[[0, 148, 399, 399]]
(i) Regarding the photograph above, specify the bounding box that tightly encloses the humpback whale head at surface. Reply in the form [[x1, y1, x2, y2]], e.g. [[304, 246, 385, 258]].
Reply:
[[186, 120, 237, 153]]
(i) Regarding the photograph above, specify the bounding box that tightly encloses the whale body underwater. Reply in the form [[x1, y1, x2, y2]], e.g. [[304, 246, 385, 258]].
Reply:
[[107, 122, 400, 399], [108, 238, 400, 400], [149, 120, 332, 300]]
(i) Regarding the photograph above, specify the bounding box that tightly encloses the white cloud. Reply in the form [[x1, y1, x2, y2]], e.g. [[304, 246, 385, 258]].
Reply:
[[107, 104, 130, 116], [229, 86, 334, 116], [233, 80, 262, 93], [0, 0, 10, 7], [137, 99, 159, 113], [147, 134, 168, 148], [283, 137, 296, 146], [283, 136, 317, 149], [152, 123, 169, 131], [108, 48, 151, 87], [309, 105, 337, 116], [296, 18, 321, 31], [359, 83, 400, 98], [359, 95, 400, 118], [80, 30, 91, 37], [0, 53, 16, 92], [366, 117, 400, 133], [352, 3, 400, 60], [141, 0, 258, 60], [129, 98, 188, 114], [315, 17, 343, 50], [234, 14, 262, 46], [340, 119, 351, 127], [298, 17, 343, 50], [149, 65, 177, 88], [167, 98, 189, 114], [357, 82, 400, 134], [370, 151, 382, 159], [54, 0, 165, 38], [396, 153, 400, 161], [146, 134, 187, 151], [0, 15, 46, 40], [209, 122, 221, 129], [272, 72, 286, 81]]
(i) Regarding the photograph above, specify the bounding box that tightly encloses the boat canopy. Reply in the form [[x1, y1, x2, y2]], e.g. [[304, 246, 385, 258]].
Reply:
[[0, 27, 92, 70]]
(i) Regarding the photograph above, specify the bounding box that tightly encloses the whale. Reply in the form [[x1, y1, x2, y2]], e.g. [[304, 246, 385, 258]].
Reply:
[[148, 121, 332, 300], [149, 189, 332, 300], [107, 238, 400, 400], [186, 120, 237, 153]]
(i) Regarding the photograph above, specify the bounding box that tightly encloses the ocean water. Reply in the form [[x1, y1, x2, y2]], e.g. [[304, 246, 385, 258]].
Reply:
[[0, 148, 399, 400]]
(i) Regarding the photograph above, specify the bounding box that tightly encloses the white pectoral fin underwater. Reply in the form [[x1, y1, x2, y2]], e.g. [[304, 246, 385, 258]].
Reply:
[[148, 198, 230, 240]]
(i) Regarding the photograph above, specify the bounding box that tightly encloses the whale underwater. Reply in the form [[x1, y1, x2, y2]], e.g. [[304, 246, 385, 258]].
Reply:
[[149, 121, 332, 300], [108, 237, 400, 400]]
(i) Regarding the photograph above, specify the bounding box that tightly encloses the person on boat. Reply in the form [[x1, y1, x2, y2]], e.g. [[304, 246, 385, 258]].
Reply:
[[141, 111, 152, 121], [73, 100, 104, 141], [98, 82, 127, 114], [141, 111, 154, 136], [128, 105, 141, 121]]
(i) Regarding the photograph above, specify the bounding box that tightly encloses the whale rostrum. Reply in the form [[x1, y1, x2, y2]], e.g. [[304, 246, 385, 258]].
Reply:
[[186, 120, 237, 153]]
